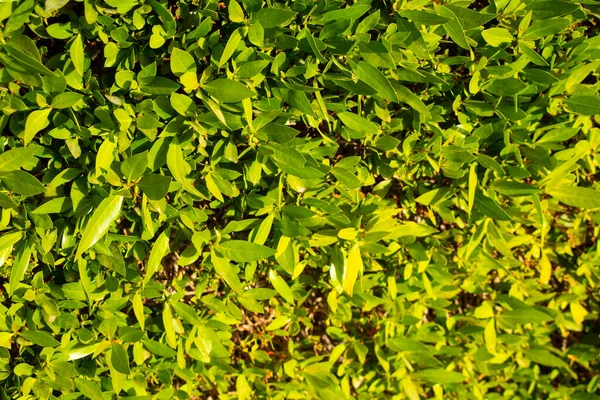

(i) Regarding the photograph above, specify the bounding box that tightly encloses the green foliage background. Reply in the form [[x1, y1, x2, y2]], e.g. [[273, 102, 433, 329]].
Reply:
[[0, 0, 599, 398]]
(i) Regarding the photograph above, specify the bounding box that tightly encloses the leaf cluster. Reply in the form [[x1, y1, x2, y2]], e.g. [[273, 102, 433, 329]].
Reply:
[[0, 0, 599, 399]]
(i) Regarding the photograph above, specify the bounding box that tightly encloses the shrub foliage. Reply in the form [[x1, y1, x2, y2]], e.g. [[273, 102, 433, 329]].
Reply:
[[0, 0, 599, 399]]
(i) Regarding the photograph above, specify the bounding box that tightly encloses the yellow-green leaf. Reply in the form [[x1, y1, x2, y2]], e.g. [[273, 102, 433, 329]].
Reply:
[[570, 302, 588, 325], [268, 269, 295, 304], [8, 240, 32, 296], [75, 378, 104, 400], [75, 195, 123, 260], [539, 252, 552, 284], [350, 60, 398, 102], [343, 244, 362, 296], [211, 249, 244, 295], [24, 108, 52, 146], [143, 230, 170, 286], [70, 34, 85, 76], [217, 240, 276, 262]]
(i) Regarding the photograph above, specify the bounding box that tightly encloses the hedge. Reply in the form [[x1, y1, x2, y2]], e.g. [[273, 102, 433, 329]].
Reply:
[[0, 0, 599, 399]]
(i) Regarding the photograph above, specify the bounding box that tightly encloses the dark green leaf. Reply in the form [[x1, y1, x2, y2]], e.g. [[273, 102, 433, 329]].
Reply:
[[251, 8, 296, 28], [19, 330, 60, 347], [0, 171, 46, 196]]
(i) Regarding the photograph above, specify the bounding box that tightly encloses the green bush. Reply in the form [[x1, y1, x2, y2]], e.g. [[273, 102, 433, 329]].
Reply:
[[0, 0, 599, 398]]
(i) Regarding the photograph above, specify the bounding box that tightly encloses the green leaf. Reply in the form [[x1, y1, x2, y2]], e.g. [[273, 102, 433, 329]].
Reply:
[[474, 192, 512, 221], [266, 315, 291, 331], [284, 88, 315, 116], [211, 250, 244, 294], [268, 269, 295, 303], [110, 343, 130, 375], [522, 19, 570, 40], [219, 29, 242, 68], [343, 244, 362, 296], [23, 108, 52, 146], [399, 10, 450, 25], [358, 41, 395, 69], [51, 92, 83, 109], [394, 85, 431, 118], [70, 34, 85, 76], [0, 170, 46, 196], [468, 163, 477, 215], [18, 330, 60, 347], [9, 240, 32, 296], [143, 230, 170, 286], [140, 77, 180, 95], [541, 141, 590, 189], [435, 5, 471, 51], [525, 349, 568, 368], [482, 28, 514, 47], [45, 0, 70, 12], [389, 222, 438, 238], [251, 8, 296, 29], [350, 61, 398, 103], [216, 240, 276, 262], [548, 185, 600, 208], [228, 0, 245, 22], [132, 292, 145, 330], [304, 28, 326, 63], [163, 303, 177, 347], [0, 192, 18, 210], [148, 0, 176, 36], [413, 369, 465, 384], [536, 127, 579, 144], [74, 378, 105, 400], [203, 79, 255, 103], [171, 301, 203, 326], [0, 232, 23, 253], [565, 61, 600, 93], [529, 1, 579, 20], [485, 78, 526, 96], [416, 187, 452, 206], [395, 16, 428, 59], [519, 43, 549, 66], [4, 43, 55, 77], [252, 214, 274, 245], [258, 123, 298, 144], [166, 143, 204, 198], [338, 112, 378, 135], [170, 48, 196, 77], [137, 62, 156, 86], [205, 173, 224, 202], [441, 146, 476, 163], [444, 5, 495, 30], [248, 21, 264, 46], [75, 195, 124, 260], [170, 92, 196, 116], [121, 151, 148, 182], [4, 0, 34, 35], [237, 60, 270, 79], [320, 4, 369, 24], [491, 180, 540, 197], [375, 135, 400, 151], [498, 308, 552, 325], [32, 197, 72, 214], [0, 146, 38, 172], [138, 174, 172, 200], [564, 95, 600, 116], [143, 339, 177, 358]]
